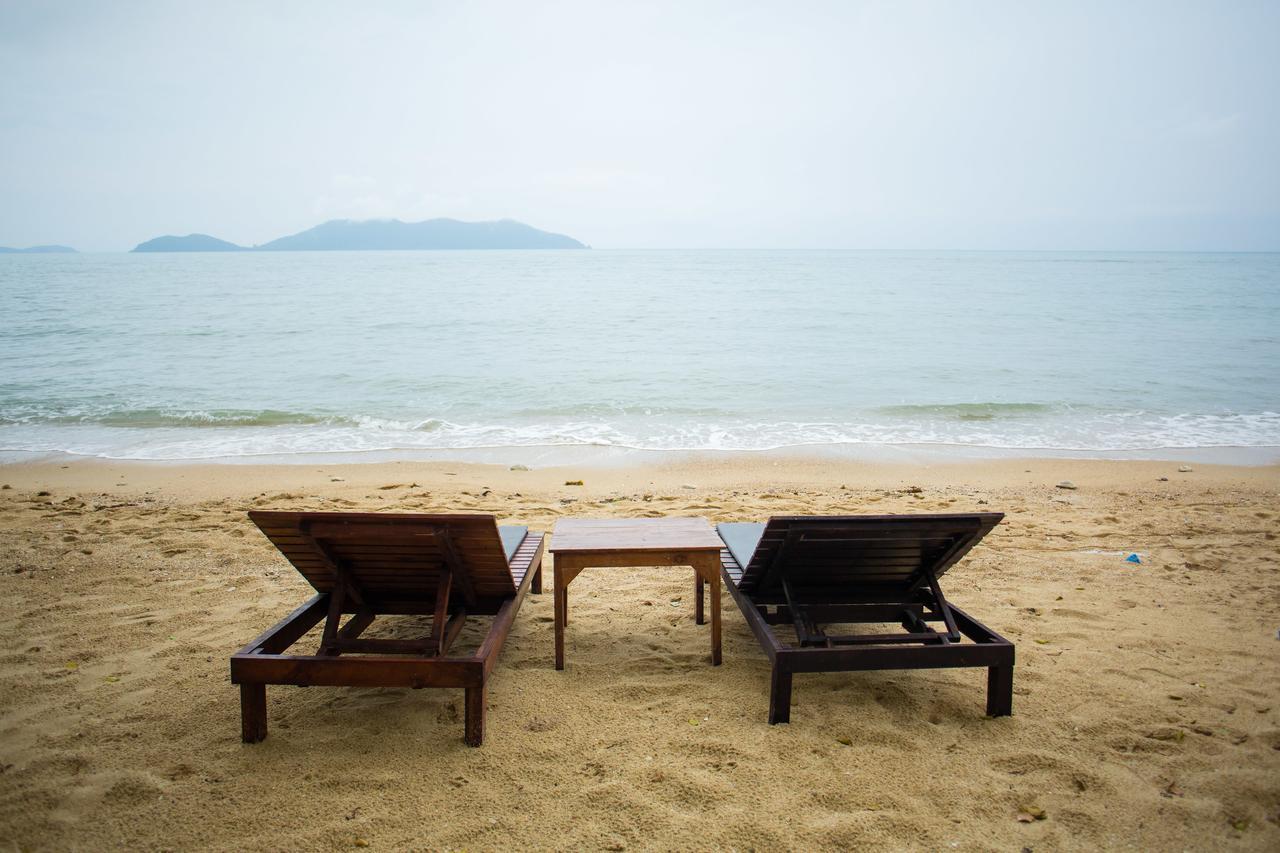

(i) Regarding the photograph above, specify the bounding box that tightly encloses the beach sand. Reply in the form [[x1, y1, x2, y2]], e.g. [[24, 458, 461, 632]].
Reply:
[[0, 455, 1277, 850]]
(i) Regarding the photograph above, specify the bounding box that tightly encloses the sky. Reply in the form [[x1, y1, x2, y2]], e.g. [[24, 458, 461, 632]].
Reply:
[[1, 0, 1277, 251]]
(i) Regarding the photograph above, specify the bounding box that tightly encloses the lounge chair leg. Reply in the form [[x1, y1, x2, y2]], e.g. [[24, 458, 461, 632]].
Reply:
[[240, 683, 268, 743], [464, 685, 486, 747], [532, 564, 542, 595], [695, 574, 705, 625], [768, 667, 792, 724], [986, 663, 1013, 717]]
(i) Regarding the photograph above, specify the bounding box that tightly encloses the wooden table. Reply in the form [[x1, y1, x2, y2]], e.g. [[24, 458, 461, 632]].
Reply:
[[549, 517, 725, 670]]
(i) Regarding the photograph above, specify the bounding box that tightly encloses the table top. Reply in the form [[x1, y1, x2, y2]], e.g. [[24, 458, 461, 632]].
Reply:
[[550, 517, 722, 554]]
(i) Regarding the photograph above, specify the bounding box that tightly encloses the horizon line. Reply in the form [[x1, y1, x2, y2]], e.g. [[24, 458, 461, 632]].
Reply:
[[8, 246, 1280, 255]]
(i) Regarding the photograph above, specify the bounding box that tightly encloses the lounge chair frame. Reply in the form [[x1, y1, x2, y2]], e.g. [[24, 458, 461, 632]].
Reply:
[[231, 514, 544, 746], [716, 516, 1014, 723]]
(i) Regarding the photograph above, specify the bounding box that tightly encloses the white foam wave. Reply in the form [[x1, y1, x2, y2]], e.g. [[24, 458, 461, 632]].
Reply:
[[2, 410, 1279, 461]]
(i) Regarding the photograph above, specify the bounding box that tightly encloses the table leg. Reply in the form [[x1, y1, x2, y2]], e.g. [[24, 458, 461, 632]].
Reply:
[[554, 562, 566, 670], [695, 574, 705, 625], [694, 554, 722, 666], [710, 570, 721, 666]]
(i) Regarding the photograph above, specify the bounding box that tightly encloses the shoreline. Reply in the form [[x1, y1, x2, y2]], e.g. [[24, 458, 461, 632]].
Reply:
[[2, 439, 1278, 472], [1, 453, 1276, 503]]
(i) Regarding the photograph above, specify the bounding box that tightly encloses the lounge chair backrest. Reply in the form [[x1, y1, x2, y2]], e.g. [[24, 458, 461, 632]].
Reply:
[[249, 511, 519, 613], [737, 513, 1003, 596]]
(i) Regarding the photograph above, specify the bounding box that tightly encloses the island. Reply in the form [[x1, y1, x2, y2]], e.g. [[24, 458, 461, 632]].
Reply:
[[130, 218, 587, 252], [132, 234, 245, 252], [0, 245, 76, 254]]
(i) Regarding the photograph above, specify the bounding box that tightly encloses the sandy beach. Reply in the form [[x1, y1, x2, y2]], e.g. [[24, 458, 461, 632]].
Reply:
[[0, 454, 1277, 850]]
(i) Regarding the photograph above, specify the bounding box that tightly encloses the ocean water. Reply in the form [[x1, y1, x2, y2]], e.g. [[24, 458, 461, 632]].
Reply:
[[1, 250, 1278, 463]]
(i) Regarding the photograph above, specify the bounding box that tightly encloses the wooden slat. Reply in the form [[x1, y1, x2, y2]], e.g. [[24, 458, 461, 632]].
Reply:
[[284, 562, 511, 577], [738, 514, 1002, 593], [275, 547, 501, 560], [248, 510, 521, 602], [550, 517, 722, 553], [231, 654, 481, 688]]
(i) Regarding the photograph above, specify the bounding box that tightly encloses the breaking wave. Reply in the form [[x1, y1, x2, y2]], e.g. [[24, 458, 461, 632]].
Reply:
[[1, 404, 1278, 460]]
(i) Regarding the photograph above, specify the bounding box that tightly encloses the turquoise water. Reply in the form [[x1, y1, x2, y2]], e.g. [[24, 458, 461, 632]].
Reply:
[[1, 250, 1278, 461]]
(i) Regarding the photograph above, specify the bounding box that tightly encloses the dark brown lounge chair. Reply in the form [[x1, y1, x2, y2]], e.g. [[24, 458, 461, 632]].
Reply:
[[231, 511, 544, 746], [715, 513, 1013, 723]]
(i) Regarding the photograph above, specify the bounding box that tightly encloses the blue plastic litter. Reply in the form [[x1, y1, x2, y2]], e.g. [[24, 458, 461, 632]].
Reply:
[[1125, 553, 1141, 564]]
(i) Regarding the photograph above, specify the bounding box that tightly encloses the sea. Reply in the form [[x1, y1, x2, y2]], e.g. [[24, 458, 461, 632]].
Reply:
[[2, 250, 1278, 465]]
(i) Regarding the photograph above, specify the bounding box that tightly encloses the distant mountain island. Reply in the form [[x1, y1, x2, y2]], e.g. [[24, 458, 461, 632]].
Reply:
[[0, 244, 76, 254], [131, 218, 587, 252], [132, 234, 242, 253]]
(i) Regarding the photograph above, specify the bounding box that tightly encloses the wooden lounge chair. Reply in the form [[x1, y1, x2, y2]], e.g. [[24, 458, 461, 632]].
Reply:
[[715, 513, 1013, 723], [231, 511, 544, 746]]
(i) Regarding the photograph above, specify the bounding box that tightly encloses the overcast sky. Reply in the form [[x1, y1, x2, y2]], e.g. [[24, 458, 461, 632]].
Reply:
[[1, 1, 1277, 251]]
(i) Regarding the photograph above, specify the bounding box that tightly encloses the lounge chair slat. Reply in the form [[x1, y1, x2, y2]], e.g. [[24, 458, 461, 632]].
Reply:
[[736, 514, 1002, 594], [250, 509, 524, 611]]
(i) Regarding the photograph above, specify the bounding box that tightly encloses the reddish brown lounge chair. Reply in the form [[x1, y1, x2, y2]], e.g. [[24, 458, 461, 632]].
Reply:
[[715, 513, 1013, 723], [231, 511, 544, 746]]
